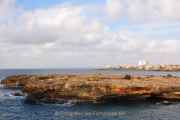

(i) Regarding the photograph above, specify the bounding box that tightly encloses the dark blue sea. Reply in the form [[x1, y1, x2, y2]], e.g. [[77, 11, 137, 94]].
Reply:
[[0, 69, 180, 120]]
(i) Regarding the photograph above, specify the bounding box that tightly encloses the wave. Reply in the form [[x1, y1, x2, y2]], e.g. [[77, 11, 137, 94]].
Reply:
[[2, 86, 23, 89], [1, 92, 26, 100], [23, 97, 103, 107], [3, 93, 14, 97]]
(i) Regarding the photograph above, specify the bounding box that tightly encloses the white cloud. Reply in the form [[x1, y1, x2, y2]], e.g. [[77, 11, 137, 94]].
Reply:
[[0, 0, 22, 23], [103, 0, 124, 21], [18, 7, 84, 27], [148, 0, 180, 21], [0, 0, 180, 68], [126, 0, 158, 22], [102, 0, 180, 22], [142, 39, 180, 53], [0, 0, 14, 21], [0, 5, 106, 46]]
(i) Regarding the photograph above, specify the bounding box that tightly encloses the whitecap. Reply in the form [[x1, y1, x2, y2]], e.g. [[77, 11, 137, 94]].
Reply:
[[67, 100, 75, 106], [0, 84, 3, 88], [2, 92, 26, 101], [92, 100, 102, 104], [3, 93, 14, 97], [2, 86, 23, 89]]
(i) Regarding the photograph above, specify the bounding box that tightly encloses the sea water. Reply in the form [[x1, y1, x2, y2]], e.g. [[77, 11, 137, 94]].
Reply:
[[0, 69, 180, 120]]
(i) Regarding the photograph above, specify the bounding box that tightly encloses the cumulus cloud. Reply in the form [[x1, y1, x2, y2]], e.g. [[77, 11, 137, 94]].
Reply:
[[103, 0, 124, 21], [0, 5, 107, 45], [148, 0, 180, 21], [0, 0, 21, 22], [0, 0, 180, 68], [126, 0, 158, 22], [102, 0, 180, 22], [142, 39, 180, 54]]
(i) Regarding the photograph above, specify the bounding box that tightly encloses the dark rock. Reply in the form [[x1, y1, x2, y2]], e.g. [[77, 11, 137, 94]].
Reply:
[[162, 101, 172, 105], [166, 74, 172, 77], [14, 93, 22, 96], [121, 74, 131, 79]]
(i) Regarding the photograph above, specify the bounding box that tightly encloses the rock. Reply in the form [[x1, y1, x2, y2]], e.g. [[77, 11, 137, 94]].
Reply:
[[1, 75, 30, 86], [2, 73, 180, 100], [86, 78, 99, 81], [1, 74, 57, 86], [14, 93, 22, 96], [144, 76, 150, 78], [162, 101, 172, 105], [166, 74, 172, 77], [121, 74, 131, 79]]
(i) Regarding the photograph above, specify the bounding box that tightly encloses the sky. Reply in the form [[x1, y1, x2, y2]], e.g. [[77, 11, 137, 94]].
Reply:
[[0, 0, 180, 68]]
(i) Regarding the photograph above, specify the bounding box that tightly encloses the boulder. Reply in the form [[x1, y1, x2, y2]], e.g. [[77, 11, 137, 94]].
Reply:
[[166, 74, 172, 77], [162, 101, 172, 105], [14, 93, 22, 96], [121, 74, 131, 79]]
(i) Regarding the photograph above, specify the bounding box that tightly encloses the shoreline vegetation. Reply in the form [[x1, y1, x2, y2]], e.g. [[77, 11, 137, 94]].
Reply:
[[1, 73, 180, 100], [91, 68, 180, 72]]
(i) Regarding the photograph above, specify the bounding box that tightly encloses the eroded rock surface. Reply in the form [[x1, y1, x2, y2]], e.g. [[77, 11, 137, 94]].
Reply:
[[1, 73, 58, 86], [1, 73, 180, 100]]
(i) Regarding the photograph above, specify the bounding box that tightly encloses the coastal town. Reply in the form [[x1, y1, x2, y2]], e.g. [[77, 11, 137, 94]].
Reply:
[[93, 60, 180, 71]]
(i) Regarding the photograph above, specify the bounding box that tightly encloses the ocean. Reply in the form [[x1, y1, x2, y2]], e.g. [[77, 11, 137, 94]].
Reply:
[[0, 69, 180, 120]]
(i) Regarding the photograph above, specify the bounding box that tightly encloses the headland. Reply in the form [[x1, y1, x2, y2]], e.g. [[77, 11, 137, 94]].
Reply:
[[1, 73, 180, 100]]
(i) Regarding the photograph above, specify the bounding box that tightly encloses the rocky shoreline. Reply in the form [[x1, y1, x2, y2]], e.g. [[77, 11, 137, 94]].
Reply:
[[1, 73, 180, 100]]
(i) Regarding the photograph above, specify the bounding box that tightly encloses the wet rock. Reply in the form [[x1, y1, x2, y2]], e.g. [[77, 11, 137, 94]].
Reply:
[[162, 101, 172, 105], [14, 93, 22, 96]]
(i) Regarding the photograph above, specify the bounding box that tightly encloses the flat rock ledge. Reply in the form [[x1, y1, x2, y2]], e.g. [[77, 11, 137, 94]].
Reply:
[[1, 73, 180, 100]]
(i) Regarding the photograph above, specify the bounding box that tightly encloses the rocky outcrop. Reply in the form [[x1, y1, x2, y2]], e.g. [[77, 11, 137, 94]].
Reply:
[[1, 74, 35, 86], [2, 73, 180, 100], [1, 73, 58, 86]]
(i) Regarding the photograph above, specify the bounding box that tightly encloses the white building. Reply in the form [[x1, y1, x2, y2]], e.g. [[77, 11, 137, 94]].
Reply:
[[106, 65, 111, 68], [146, 65, 152, 70], [116, 65, 122, 68], [139, 60, 148, 66], [133, 65, 138, 68]]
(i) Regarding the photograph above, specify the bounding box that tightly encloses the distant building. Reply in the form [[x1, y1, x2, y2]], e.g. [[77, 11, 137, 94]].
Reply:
[[138, 66, 143, 70], [146, 65, 152, 70], [124, 65, 129, 69], [160, 65, 165, 69], [106, 65, 111, 68], [153, 64, 161, 69], [116, 65, 122, 68], [164, 64, 180, 70], [124, 65, 137, 69], [129, 65, 133, 69], [139, 60, 148, 66], [133, 65, 138, 69]]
